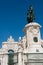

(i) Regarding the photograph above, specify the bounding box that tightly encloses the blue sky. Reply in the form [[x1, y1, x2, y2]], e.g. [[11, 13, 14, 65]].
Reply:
[[0, 0, 43, 48]]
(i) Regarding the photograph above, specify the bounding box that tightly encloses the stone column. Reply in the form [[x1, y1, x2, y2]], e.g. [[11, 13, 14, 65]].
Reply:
[[2, 54, 8, 65], [18, 52, 22, 65], [23, 54, 25, 65]]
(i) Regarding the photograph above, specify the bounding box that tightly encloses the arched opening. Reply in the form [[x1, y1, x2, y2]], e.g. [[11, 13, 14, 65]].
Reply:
[[8, 49, 18, 65], [8, 50, 14, 65]]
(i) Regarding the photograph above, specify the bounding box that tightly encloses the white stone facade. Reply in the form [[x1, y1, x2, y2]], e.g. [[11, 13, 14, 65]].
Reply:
[[0, 22, 43, 65]]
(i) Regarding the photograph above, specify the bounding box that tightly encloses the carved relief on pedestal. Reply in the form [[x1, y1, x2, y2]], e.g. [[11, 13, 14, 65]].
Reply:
[[18, 43, 23, 52], [29, 26, 39, 35], [18, 36, 27, 51]]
